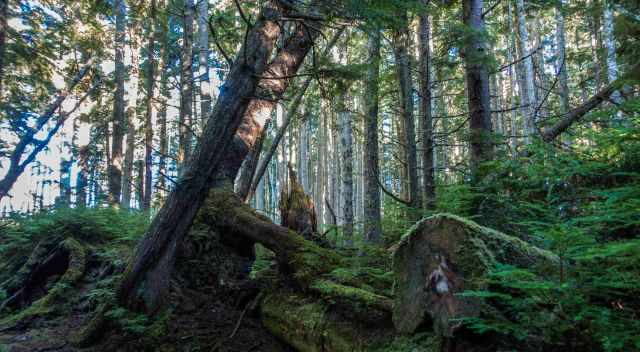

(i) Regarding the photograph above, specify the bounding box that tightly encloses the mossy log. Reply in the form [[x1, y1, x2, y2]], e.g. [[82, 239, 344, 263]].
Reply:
[[0, 238, 87, 328], [260, 290, 441, 352], [392, 213, 558, 337]]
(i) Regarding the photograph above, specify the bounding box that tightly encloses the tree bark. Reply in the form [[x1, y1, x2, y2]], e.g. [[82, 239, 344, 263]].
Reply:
[[178, 0, 195, 174], [463, 0, 493, 175], [363, 28, 382, 243], [247, 27, 345, 201], [220, 18, 324, 183], [197, 0, 211, 126], [555, 1, 570, 118], [0, 0, 8, 97], [602, 0, 623, 116], [515, 0, 537, 144], [122, 19, 142, 209], [115, 2, 289, 313], [108, 0, 126, 206], [392, 12, 421, 210], [418, 2, 436, 209], [236, 119, 271, 202], [143, 0, 157, 211]]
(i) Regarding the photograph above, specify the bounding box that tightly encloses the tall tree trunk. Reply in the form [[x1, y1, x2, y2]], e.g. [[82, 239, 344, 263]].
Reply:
[[392, 12, 421, 210], [363, 28, 382, 243], [555, 0, 570, 120], [178, 0, 195, 174], [463, 0, 493, 177], [109, 0, 126, 206], [122, 20, 142, 209], [142, 0, 158, 211], [76, 146, 90, 208], [246, 28, 345, 201], [156, 7, 170, 202], [338, 82, 354, 246], [116, 2, 299, 313], [418, 2, 435, 210], [515, 0, 537, 143], [197, 0, 211, 126], [602, 0, 623, 117], [0, 0, 8, 97]]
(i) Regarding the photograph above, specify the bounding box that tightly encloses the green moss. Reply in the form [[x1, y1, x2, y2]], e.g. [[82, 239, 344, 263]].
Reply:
[[309, 280, 392, 312]]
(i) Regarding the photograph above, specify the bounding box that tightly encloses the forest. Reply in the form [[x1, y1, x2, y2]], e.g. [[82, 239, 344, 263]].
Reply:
[[0, 0, 639, 351]]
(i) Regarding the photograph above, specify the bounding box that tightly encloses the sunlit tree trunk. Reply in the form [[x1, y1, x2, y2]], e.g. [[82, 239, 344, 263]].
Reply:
[[178, 0, 195, 174], [602, 0, 623, 118], [197, 0, 211, 125], [122, 19, 142, 209], [143, 0, 158, 211], [0, 0, 8, 97], [515, 0, 537, 143], [108, 0, 126, 206], [363, 28, 382, 243], [117, 3, 283, 313], [338, 78, 354, 246]]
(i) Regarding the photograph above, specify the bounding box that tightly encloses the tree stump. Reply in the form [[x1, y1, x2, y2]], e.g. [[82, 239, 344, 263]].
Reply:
[[279, 163, 317, 240], [392, 214, 558, 337]]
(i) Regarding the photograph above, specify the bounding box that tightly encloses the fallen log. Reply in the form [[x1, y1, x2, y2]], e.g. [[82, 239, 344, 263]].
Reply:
[[0, 238, 87, 328], [392, 213, 558, 338], [261, 288, 447, 352]]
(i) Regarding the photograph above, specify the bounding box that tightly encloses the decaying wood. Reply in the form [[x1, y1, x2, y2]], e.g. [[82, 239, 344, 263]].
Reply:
[[279, 163, 317, 240], [392, 214, 558, 337]]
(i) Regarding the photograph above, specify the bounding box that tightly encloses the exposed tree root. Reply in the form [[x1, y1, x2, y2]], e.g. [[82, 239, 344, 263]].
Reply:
[[0, 238, 87, 329]]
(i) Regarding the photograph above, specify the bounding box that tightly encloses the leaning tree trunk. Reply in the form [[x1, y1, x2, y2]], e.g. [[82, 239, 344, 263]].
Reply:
[[115, 2, 285, 314]]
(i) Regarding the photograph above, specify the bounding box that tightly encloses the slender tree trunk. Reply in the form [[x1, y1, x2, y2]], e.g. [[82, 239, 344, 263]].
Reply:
[[178, 0, 195, 174], [418, 2, 435, 209], [515, 0, 537, 143], [602, 0, 623, 118], [76, 146, 90, 208], [555, 0, 570, 119], [463, 0, 493, 176], [156, 8, 170, 202], [116, 2, 300, 313], [392, 12, 421, 210], [197, 0, 211, 126], [246, 28, 345, 200], [338, 83, 354, 246], [363, 28, 382, 243], [143, 0, 158, 211], [122, 20, 142, 209], [0, 0, 8, 97], [109, 0, 126, 206]]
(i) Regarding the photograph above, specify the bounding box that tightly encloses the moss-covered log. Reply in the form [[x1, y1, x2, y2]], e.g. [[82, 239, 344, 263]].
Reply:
[[260, 289, 442, 352], [392, 213, 558, 337], [0, 238, 87, 328]]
